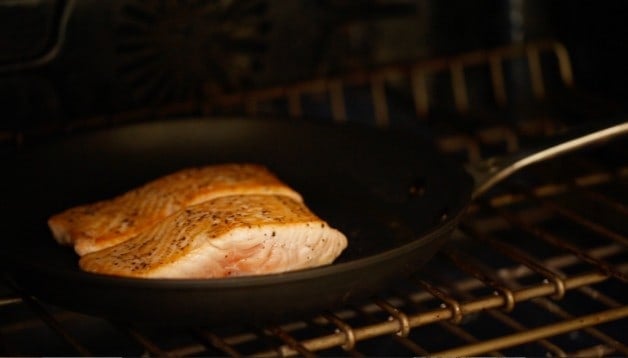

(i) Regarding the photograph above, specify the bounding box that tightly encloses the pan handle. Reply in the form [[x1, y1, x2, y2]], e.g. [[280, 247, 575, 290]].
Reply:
[[465, 120, 628, 199]]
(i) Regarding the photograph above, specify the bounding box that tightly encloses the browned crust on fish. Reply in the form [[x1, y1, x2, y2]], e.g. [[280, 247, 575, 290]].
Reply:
[[79, 195, 347, 278], [48, 164, 303, 255]]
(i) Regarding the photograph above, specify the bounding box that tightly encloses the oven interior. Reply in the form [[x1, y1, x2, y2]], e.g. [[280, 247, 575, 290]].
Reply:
[[1, 1, 627, 356]]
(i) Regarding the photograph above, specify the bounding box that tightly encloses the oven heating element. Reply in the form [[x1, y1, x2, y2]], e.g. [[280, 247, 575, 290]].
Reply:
[[1, 41, 627, 356]]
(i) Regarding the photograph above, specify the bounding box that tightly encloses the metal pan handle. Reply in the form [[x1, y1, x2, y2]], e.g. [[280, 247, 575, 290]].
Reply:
[[465, 120, 628, 199]]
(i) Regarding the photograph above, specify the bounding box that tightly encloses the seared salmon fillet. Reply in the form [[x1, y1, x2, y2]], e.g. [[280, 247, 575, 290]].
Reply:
[[79, 195, 347, 278], [48, 164, 303, 256]]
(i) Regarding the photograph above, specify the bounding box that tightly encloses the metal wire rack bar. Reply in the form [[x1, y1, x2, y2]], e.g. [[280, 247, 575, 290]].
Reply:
[[122, 326, 172, 357], [252, 268, 620, 356], [491, 201, 627, 283], [9, 292, 92, 356], [204, 40, 574, 120], [434, 306, 628, 357]]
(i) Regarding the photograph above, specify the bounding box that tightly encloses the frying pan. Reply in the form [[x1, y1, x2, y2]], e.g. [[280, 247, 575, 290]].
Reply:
[[1, 117, 626, 326]]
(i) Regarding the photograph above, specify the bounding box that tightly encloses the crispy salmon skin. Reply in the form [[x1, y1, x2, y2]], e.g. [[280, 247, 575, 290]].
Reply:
[[48, 164, 303, 255], [79, 195, 348, 278]]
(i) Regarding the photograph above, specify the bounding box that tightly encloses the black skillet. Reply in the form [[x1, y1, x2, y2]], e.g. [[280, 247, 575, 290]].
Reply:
[[1, 117, 625, 326]]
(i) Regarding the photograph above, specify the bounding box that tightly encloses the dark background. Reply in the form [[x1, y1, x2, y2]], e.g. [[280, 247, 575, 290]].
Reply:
[[0, 0, 626, 136]]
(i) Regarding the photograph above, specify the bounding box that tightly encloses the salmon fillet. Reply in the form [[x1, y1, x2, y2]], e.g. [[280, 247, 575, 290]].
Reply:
[[48, 164, 303, 256], [79, 195, 348, 278]]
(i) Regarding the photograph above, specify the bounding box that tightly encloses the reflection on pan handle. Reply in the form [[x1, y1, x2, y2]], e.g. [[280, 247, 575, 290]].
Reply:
[[465, 120, 628, 199]]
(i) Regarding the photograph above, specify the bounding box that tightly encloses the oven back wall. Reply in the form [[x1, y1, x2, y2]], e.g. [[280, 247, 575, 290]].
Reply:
[[5, 0, 624, 138]]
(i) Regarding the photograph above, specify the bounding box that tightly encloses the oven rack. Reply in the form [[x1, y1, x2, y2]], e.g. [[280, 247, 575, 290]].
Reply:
[[2, 134, 627, 356], [2, 41, 627, 356]]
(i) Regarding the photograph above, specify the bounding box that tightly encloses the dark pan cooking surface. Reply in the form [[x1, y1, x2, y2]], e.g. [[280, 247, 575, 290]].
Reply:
[[0, 117, 472, 325]]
